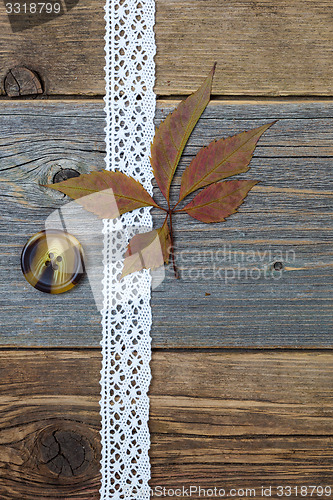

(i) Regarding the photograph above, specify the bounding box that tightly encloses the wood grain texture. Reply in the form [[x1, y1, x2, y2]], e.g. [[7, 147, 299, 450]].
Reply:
[[0, 349, 332, 498], [0, 100, 332, 347], [0, 0, 332, 96]]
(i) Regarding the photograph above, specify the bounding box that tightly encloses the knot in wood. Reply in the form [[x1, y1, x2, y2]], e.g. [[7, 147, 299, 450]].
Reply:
[[4, 67, 43, 97], [38, 429, 93, 477], [53, 168, 81, 184]]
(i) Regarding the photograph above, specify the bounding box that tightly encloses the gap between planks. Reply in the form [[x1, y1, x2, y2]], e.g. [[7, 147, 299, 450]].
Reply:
[[2, 96, 333, 102]]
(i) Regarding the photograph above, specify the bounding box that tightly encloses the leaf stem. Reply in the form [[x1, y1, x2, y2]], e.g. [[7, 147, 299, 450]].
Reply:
[[168, 210, 179, 279], [171, 199, 181, 212], [157, 205, 169, 213]]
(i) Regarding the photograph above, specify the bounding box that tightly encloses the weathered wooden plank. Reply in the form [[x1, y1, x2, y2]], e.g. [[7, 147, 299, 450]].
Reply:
[[0, 349, 332, 498], [0, 1, 333, 96], [0, 100, 332, 347]]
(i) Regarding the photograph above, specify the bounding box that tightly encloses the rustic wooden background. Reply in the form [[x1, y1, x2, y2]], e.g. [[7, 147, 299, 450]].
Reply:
[[0, 0, 332, 498]]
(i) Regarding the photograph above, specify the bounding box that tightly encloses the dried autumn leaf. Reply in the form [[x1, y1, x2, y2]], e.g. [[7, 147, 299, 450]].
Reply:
[[178, 122, 275, 202], [42, 63, 278, 280], [121, 218, 171, 279], [183, 180, 258, 223], [45, 169, 159, 219], [150, 64, 216, 202]]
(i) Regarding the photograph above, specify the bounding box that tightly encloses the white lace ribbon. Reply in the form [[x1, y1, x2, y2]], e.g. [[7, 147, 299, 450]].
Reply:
[[100, 0, 156, 498]]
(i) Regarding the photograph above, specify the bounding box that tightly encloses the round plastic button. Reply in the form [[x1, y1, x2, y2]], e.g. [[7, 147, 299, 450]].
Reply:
[[21, 229, 85, 294]]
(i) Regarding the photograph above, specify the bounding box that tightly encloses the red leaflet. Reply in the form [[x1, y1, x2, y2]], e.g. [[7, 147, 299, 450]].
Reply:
[[150, 64, 216, 203], [45, 169, 159, 219], [183, 180, 258, 223], [179, 122, 275, 202], [121, 218, 171, 279]]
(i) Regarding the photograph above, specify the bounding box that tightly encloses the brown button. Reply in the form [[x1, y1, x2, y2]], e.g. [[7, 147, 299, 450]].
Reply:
[[21, 230, 85, 294]]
